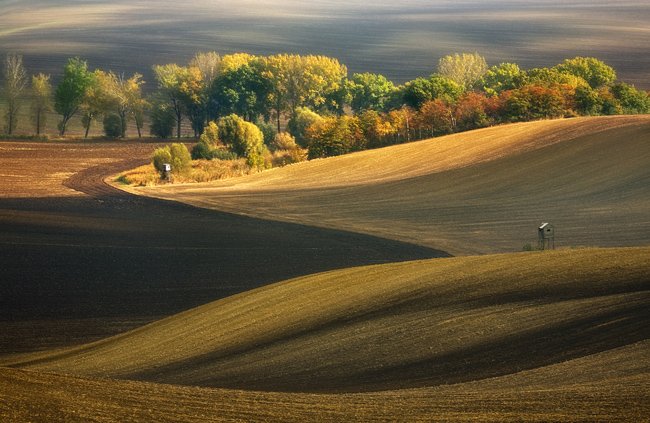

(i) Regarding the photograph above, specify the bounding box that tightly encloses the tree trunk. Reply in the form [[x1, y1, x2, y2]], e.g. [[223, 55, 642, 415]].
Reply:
[[120, 110, 127, 138], [176, 111, 182, 139], [84, 119, 91, 139], [59, 117, 68, 136]]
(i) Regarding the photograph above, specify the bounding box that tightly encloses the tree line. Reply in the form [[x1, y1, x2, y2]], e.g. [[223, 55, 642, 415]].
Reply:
[[1, 51, 648, 158]]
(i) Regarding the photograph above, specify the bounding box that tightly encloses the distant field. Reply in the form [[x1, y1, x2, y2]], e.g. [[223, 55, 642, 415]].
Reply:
[[1, 0, 649, 88], [3, 247, 649, 421], [130, 115, 650, 255]]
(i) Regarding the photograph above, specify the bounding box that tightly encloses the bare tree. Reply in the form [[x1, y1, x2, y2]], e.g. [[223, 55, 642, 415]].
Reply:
[[3, 54, 28, 134]]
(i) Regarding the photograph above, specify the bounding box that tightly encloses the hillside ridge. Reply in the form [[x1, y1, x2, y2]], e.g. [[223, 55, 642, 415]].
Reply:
[[5, 247, 648, 394], [122, 115, 650, 255]]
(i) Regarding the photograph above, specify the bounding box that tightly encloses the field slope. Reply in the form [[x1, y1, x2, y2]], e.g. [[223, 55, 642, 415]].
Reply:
[[2, 117, 649, 421], [2, 247, 649, 421], [128, 115, 650, 255]]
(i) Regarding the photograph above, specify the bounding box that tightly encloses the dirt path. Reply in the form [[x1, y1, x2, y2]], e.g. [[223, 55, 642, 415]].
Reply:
[[0, 141, 446, 354]]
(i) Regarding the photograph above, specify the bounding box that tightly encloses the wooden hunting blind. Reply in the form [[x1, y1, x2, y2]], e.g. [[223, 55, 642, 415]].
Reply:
[[538, 222, 555, 250], [162, 163, 171, 180]]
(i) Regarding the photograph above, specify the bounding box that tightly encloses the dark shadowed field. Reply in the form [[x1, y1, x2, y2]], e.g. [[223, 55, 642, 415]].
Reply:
[[1, 0, 649, 89], [0, 141, 443, 354]]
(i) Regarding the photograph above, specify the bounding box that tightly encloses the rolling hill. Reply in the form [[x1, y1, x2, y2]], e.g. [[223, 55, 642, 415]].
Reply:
[[2, 116, 649, 421], [2, 247, 649, 421], [125, 115, 650, 255]]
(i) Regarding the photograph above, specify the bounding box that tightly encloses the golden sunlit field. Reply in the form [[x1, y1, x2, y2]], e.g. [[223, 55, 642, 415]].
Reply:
[[129, 115, 650, 255]]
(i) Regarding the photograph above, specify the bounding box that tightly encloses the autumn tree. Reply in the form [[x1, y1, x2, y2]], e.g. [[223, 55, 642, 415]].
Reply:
[[80, 70, 113, 138], [454, 92, 490, 131], [306, 115, 364, 159], [554, 57, 616, 89], [437, 52, 488, 90], [153, 64, 186, 139], [400, 78, 434, 109], [178, 66, 205, 137], [499, 85, 566, 122], [358, 110, 395, 148], [192, 120, 226, 159], [190, 51, 222, 125], [105, 72, 146, 138], [263, 54, 347, 132], [287, 107, 323, 148], [2, 54, 28, 134], [527, 67, 587, 89], [415, 99, 455, 137], [386, 106, 415, 144], [31, 73, 52, 135], [55, 58, 94, 136]]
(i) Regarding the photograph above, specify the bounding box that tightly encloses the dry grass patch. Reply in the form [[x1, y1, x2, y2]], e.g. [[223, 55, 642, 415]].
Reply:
[[115, 159, 253, 186]]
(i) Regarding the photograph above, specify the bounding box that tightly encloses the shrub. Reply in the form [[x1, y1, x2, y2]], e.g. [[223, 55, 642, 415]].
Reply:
[[200, 121, 221, 147], [103, 114, 122, 138], [271, 132, 297, 151], [114, 174, 130, 185], [191, 140, 213, 160], [152, 146, 172, 173], [217, 114, 267, 168], [193, 121, 228, 160], [211, 149, 238, 161], [269, 132, 307, 166], [169, 143, 191, 174], [152, 143, 191, 176]]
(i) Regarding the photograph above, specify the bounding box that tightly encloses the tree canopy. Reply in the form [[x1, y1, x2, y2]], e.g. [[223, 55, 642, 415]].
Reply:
[[437, 52, 488, 90], [55, 57, 94, 136]]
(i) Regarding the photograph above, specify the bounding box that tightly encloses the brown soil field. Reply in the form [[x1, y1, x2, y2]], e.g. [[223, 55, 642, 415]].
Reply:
[[1, 116, 649, 422], [130, 115, 650, 255], [2, 1, 649, 91], [1, 338, 648, 423], [0, 140, 442, 354], [2, 248, 649, 421]]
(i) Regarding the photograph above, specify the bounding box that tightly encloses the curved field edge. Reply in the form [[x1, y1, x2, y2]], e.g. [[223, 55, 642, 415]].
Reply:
[[5, 247, 648, 394], [2, 338, 648, 423], [114, 116, 650, 255]]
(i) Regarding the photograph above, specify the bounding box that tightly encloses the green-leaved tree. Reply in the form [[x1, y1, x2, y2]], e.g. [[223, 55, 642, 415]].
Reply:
[[55, 58, 93, 136]]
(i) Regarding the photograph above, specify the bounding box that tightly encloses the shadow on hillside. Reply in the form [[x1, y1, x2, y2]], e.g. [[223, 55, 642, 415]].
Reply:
[[0, 194, 448, 354]]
